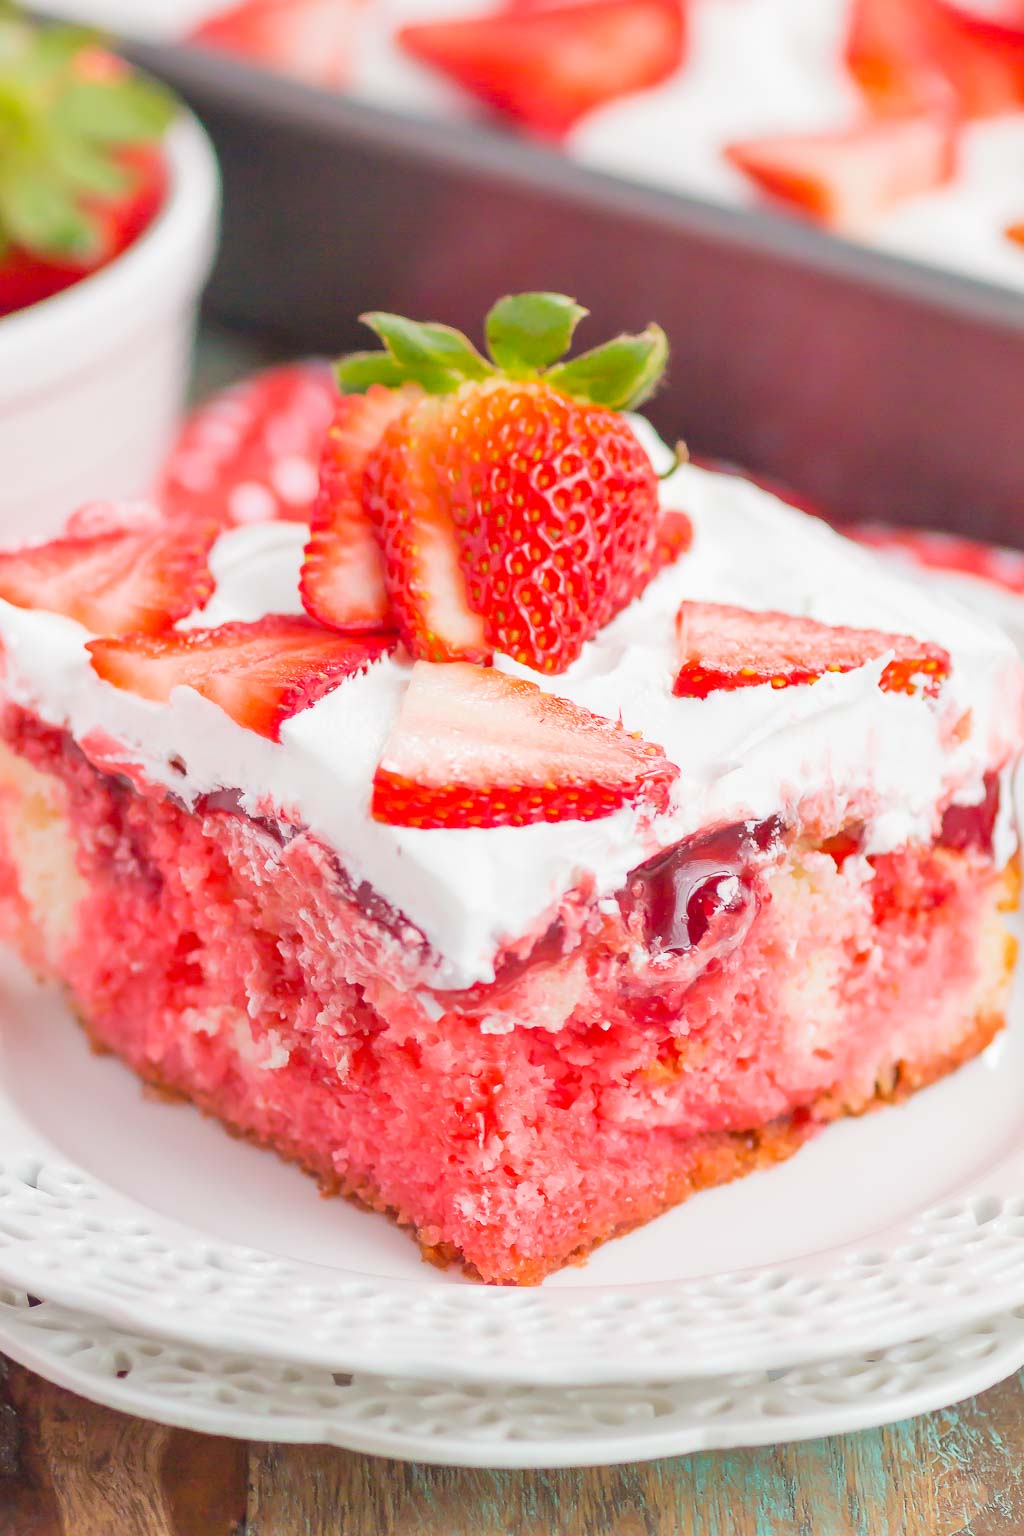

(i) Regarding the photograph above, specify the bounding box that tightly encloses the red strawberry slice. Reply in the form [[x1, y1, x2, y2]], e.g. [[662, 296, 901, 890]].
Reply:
[[64, 501, 165, 539], [674, 602, 951, 699], [88, 616, 393, 741], [372, 660, 677, 829], [846, 522, 1024, 593], [159, 363, 338, 528], [846, 0, 1024, 117], [935, 0, 1024, 43], [0, 518, 216, 637], [363, 392, 491, 666], [189, 0, 363, 87], [398, 0, 685, 139], [300, 384, 421, 632], [725, 114, 958, 232], [650, 510, 694, 578]]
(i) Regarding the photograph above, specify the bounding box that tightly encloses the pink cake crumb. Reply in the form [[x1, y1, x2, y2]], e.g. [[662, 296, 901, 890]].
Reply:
[[0, 705, 1014, 1284]]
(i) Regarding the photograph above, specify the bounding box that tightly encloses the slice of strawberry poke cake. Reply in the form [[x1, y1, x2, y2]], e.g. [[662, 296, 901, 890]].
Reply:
[[0, 294, 1020, 1285]]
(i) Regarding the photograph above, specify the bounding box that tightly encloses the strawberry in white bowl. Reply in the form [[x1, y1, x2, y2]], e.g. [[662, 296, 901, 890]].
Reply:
[[0, 11, 219, 539]]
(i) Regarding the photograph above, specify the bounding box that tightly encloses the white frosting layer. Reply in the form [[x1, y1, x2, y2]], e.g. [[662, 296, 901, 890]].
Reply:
[[0, 421, 1020, 988]]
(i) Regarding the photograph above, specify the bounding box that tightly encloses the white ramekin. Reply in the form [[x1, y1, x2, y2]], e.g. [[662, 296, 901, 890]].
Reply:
[[0, 110, 220, 541]]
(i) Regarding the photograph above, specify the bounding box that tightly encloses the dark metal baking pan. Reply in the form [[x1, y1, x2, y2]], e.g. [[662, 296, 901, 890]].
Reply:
[[125, 38, 1024, 544]]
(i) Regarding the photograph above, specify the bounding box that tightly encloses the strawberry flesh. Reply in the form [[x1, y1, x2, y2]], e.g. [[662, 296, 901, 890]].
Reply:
[[0, 518, 216, 636], [159, 363, 338, 528], [398, 0, 685, 139], [88, 615, 393, 741], [651, 510, 694, 578], [725, 114, 958, 232], [372, 660, 677, 829], [189, 0, 363, 87], [365, 379, 661, 672], [674, 602, 950, 698], [300, 384, 421, 632], [846, 0, 1024, 117]]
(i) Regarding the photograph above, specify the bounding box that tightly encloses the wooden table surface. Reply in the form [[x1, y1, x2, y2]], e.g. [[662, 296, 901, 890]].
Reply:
[[1, 1357, 1023, 1535]]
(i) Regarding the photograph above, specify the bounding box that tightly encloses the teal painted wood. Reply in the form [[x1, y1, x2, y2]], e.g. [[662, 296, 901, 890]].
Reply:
[[241, 1371, 1024, 1536]]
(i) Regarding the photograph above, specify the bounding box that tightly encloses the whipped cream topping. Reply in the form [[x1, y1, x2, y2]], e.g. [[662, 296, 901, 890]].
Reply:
[[0, 419, 1020, 988]]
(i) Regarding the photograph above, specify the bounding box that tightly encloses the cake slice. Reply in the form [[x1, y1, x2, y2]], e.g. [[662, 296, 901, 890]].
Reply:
[[0, 296, 1020, 1286]]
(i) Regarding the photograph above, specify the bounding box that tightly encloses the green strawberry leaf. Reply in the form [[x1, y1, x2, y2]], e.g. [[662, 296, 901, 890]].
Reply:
[[50, 130, 130, 196], [335, 350, 410, 393], [54, 75, 176, 145], [545, 324, 668, 411], [485, 292, 587, 376], [19, 24, 100, 85], [0, 168, 100, 259], [360, 312, 494, 392]]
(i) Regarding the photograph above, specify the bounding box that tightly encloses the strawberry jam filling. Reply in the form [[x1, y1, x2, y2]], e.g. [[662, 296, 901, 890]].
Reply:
[[620, 817, 786, 957], [939, 773, 1000, 854]]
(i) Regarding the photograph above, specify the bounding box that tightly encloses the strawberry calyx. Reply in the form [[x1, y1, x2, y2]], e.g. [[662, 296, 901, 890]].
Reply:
[[337, 292, 668, 413], [0, 13, 175, 268]]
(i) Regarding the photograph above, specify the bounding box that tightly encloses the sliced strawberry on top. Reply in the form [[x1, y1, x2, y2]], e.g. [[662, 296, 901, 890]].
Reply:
[[398, 0, 685, 140], [846, 0, 1024, 118], [372, 660, 677, 830], [0, 517, 216, 636], [338, 294, 670, 673], [673, 602, 951, 699], [725, 114, 958, 233], [159, 363, 339, 528], [189, 0, 363, 88], [88, 616, 393, 741], [846, 523, 1024, 592], [300, 383, 422, 633]]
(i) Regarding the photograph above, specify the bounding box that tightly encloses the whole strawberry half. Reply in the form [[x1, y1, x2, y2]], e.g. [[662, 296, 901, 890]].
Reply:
[[0, 20, 175, 319], [89, 615, 393, 741], [674, 602, 951, 698], [372, 660, 677, 829], [159, 363, 339, 528], [303, 292, 678, 674]]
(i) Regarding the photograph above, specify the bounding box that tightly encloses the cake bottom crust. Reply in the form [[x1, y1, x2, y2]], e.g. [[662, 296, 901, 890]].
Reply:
[[77, 992, 1009, 1286]]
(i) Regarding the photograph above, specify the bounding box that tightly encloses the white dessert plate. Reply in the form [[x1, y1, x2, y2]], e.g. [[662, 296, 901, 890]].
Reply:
[[1, 1282, 1022, 1468], [0, 561, 1022, 1387], [0, 939, 1023, 1387]]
